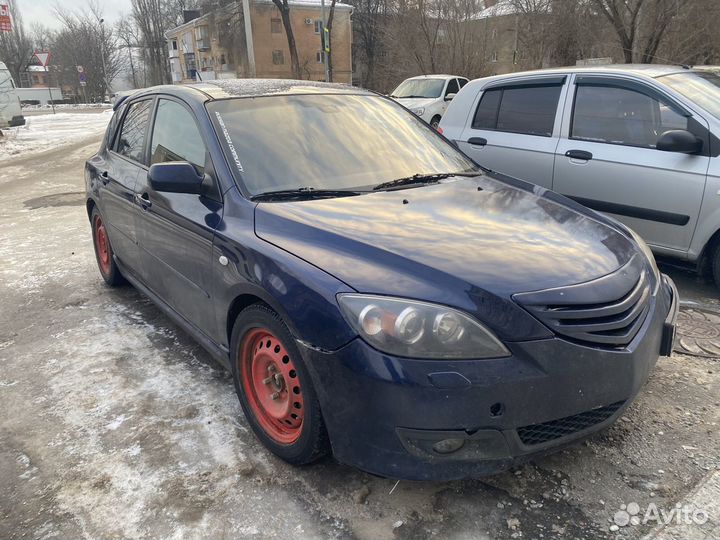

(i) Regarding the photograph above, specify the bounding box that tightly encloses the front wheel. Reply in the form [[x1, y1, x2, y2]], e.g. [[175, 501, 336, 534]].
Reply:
[[430, 115, 442, 129], [711, 242, 720, 289], [230, 304, 330, 464]]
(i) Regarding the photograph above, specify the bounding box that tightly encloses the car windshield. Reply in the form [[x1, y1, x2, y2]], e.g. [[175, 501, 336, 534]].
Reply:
[[207, 94, 477, 196], [660, 71, 720, 119], [391, 79, 446, 99]]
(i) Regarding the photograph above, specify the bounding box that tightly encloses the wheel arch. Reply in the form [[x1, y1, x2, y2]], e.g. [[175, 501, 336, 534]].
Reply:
[[86, 197, 97, 221], [225, 286, 302, 350]]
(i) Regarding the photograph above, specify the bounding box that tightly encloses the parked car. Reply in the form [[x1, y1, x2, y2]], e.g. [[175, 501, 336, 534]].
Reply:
[[86, 79, 677, 481], [0, 62, 25, 128], [390, 74, 469, 128], [440, 65, 720, 287]]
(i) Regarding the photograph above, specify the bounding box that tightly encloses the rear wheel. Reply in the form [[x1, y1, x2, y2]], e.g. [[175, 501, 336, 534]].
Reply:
[[430, 115, 442, 129], [230, 304, 329, 464], [91, 207, 125, 286]]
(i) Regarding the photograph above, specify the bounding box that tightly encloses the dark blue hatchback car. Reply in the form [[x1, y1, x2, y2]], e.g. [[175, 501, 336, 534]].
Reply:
[[86, 80, 678, 481]]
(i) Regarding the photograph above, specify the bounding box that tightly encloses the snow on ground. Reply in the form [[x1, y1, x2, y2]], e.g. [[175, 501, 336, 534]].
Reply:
[[0, 110, 112, 162]]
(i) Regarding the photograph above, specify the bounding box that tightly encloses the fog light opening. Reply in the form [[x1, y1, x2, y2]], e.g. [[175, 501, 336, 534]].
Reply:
[[490, 402, 505, 417], [432, 438, 465, 455]]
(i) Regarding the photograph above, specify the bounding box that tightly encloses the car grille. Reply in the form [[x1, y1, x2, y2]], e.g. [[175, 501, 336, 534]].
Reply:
[[514, 255, 652, 348], [517, 401, 625, 446]]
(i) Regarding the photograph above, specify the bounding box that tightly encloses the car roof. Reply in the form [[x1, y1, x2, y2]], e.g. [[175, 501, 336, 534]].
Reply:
[[126, 79, 373, 103], [477, 64, 697, 81], [406, 74, 466, 80]]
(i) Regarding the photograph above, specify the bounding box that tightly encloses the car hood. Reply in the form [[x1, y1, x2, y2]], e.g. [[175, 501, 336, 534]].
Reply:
[[392, 97, 437, 110], [254, 176, 637, 336]]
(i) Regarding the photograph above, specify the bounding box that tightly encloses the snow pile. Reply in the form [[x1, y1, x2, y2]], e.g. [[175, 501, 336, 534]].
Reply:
[[0, 110, 112, 161]]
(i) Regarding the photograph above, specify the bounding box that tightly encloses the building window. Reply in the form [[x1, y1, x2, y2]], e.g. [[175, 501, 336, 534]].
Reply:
[[490, 51, 498, 63], [314, 19, 323, 34], [316, 50, 325, 63], [271, 18, 282, 33], [272, 50, 284, 65], [171, 40, 178, 50]]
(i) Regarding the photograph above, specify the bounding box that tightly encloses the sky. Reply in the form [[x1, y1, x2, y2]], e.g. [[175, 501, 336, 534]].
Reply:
[[20, 0, 133, 30]]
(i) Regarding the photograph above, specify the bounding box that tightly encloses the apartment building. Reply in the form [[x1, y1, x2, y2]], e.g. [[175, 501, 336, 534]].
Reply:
[[165, 0, 353, 84]]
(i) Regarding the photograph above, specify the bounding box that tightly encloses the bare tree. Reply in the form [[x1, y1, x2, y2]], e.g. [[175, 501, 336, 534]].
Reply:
[[590, 0, 679, 63], [326, 0, 338, 81], [131, 0, 169, 85], [53, 1, 122, 100], [271, 0, 301, 78], [0, 0, 32, 85]]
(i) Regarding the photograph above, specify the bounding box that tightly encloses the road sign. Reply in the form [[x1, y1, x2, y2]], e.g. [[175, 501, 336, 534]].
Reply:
[[80, 81, 86, 87], [33, 51, 51, 67], [76, 65, 84, 73], [0, 4, 11, 33], [78, 71, 86, 84]]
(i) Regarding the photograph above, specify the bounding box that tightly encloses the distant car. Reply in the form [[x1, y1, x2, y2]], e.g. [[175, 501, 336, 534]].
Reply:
[[86, 79, 677, 481], [441, 65, 720, 287], [0, 62, 25, 128], [390, 75, 468, 128]]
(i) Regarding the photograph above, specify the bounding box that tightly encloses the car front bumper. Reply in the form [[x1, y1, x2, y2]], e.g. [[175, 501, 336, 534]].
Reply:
[[300, 274, 678, 481]]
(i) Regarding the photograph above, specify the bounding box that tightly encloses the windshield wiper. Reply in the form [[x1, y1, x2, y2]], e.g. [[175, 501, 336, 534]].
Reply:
[[372, 172, 481, 191], [250, 187, 366, 202]]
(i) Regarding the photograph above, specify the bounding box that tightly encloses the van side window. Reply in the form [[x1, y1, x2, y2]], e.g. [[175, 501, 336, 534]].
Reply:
[[571, 85, 689, 148], [115, 100, 152, 164], [472, 84, 562, 136]]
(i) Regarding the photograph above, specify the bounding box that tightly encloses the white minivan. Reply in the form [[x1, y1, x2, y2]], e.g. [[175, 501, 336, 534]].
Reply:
[[440, 65, 720, 287], [0, 62, 25, 128], [390, 75, 469, 129]]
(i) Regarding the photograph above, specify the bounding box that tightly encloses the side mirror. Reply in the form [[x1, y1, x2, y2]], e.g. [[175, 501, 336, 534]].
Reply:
[[656, 129, 702, 154], [444, 93, 457, 102], [148, 162, 203, 194]]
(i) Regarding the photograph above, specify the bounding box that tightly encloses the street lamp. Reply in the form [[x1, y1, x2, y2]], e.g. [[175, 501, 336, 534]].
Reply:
[[99, 18, 111, 101]]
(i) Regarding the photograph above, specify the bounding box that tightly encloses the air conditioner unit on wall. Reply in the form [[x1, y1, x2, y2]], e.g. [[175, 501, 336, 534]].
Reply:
[[304, 18, 313, 24]]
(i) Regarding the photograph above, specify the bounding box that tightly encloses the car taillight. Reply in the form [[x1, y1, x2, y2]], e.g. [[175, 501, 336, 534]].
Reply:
[[436, 126, 443, 134]]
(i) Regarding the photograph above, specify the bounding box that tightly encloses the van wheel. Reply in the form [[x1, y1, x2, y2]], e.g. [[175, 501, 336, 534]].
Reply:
[[230, 304, 330, 465], [430, 115, 442, 129], [91, 207, 125, 286]]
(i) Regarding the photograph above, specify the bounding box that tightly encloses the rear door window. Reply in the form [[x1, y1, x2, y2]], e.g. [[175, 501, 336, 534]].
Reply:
[[115, 99, 152, 164], [472, 84, 562, 136]]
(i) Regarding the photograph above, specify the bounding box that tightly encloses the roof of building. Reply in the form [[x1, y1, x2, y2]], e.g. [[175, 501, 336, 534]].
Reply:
[[165, 0, 352, 38]]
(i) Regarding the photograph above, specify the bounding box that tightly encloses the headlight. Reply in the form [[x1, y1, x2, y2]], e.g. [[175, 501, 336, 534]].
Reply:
[[337, 294, 510, 359], [410, 107, 425, 116]]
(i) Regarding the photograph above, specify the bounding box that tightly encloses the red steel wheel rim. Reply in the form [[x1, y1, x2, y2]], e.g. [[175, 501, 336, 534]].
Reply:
[[240, 328, 305, 444], [94, 214, 111, 275]]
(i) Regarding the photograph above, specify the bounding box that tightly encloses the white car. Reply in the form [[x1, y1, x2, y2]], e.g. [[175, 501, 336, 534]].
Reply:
[[390, 75, 469, 129]]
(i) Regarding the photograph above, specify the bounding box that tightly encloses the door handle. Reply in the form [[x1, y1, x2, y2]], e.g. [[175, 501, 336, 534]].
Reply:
[[99, 170, 109, 184], [565, 149, 593, 161], [135, 193, 152, 209], [468, 137, 487, 147]]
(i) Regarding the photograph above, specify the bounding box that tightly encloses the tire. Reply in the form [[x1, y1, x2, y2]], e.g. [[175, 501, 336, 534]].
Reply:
[[91, 207, 125, 286], [711, 242, 720, 289], [230, 303, 330, 465], [430, 115, 442, 129]]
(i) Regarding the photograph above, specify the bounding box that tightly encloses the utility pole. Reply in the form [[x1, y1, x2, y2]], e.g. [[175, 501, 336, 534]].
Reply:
[[99, 18, 111, 100], [241, 0, 256, 77], [320, 0, 329, 82]]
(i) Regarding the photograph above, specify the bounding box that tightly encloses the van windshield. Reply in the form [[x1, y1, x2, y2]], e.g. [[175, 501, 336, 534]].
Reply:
[[660, 71, 720, 120], [207, 94, 478, 196]]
